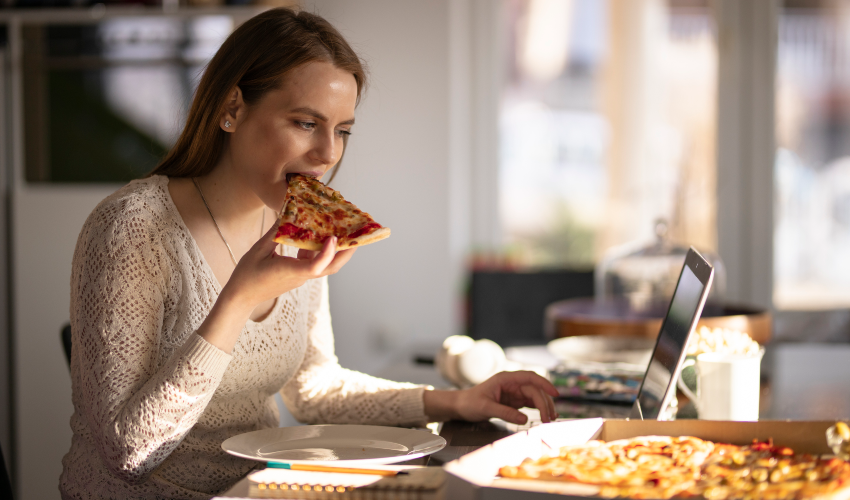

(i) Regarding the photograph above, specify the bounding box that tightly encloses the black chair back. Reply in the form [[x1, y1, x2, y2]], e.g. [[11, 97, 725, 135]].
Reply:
[[61, 323, 72, 368], [0, 441, 13, 500], [468, 269, 594, 346]]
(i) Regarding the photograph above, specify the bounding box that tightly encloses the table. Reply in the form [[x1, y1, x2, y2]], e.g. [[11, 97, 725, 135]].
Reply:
[[218, 419, 509, 497], [763, 343, 850, 419], [219, 342, 850, 497]]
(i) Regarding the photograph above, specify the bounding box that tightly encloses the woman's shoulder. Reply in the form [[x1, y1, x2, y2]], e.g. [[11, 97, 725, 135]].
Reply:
[[78, 175, 179, 248], [86, 175, 177, 226], [92, 174, 171, 216]]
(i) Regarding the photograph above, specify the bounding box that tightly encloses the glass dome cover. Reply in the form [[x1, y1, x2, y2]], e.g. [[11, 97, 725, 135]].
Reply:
[[595, 219, 726, 313]]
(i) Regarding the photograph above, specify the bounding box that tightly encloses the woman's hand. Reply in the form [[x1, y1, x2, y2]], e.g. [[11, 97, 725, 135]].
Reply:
[[423, 371, 559, 424], [199, 224, 355, 353], [224, 223, 356, 310]]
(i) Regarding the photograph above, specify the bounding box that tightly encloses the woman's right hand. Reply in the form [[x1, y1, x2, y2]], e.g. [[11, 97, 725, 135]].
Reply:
[[227, 223, 356, 309], [198, 223, 356, 353]]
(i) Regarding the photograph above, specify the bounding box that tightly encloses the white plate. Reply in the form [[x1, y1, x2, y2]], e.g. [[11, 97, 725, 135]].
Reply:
[[547, 335, 654, 368], [221, 425, 447, 465]]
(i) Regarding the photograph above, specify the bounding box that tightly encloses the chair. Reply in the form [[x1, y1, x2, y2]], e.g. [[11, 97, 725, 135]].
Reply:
[[0, 441, 13, 500], [468, 269, 595, 347], [61, 323, 72, 368]]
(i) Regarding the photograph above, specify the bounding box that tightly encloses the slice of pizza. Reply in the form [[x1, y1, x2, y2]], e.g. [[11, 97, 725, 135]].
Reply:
[[274, 173, 391, 251]]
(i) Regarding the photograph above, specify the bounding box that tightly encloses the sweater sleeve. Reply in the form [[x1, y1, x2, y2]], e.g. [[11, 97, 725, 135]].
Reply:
[[69, 202, 232, 485], [280, 277, 429, 426]]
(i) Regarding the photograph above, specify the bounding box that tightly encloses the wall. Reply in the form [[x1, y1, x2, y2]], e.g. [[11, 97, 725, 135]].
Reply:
[[303, 0, 460, 373], [715, 0, 776, 309], [13, 186, 119, 500], [0, 45, 11, 476]]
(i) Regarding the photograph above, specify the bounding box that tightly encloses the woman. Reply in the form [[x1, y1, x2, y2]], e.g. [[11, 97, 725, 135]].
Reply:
[[60, 8, 557, 499]]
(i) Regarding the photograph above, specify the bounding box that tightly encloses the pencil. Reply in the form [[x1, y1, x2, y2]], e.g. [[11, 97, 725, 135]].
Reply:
[[266, 463, 409, 476]]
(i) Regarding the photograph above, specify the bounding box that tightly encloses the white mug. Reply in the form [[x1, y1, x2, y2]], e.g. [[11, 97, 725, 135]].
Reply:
[[678, 349, 764, 421]]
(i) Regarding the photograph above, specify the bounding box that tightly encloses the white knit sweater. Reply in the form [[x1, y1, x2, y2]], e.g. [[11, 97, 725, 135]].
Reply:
[[59, 176, 427, 499]]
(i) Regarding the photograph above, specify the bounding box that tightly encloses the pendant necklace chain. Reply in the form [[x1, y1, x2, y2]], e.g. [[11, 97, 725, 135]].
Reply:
[[192, 177, 264, 267]]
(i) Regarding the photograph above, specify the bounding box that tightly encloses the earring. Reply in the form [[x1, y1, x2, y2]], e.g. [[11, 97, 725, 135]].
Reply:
[[224, 120, 232, 128]]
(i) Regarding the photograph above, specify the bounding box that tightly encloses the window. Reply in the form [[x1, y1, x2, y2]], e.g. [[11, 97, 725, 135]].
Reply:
[[21, 15, 233, 183], [498, 0, 718, 269]]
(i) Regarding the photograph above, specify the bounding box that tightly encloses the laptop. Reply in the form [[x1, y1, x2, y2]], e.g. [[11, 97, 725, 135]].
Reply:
[[496, 247, 714, 430], [629, 247, 714, 420]]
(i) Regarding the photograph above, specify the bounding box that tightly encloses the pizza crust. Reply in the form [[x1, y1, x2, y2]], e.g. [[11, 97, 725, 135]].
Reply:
[[274, 227, 391, 252], [338, 227, 391, 249], [606, 435, 674, 447]]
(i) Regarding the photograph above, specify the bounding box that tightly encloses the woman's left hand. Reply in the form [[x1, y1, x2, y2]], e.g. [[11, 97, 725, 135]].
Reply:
[[423, 371, 559, 424]]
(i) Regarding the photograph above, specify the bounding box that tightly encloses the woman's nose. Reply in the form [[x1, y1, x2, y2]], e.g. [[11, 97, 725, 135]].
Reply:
[[310, 131, 338, 166]]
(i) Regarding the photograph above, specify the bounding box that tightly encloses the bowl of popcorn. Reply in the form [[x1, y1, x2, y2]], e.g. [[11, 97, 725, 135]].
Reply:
[[686, 325, 762, 357]]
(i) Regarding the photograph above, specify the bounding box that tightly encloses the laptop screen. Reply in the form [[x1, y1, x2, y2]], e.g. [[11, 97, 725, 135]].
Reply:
[[630, 248, 714, 420]]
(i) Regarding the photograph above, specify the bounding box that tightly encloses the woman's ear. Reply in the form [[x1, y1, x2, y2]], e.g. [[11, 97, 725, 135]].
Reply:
[[220, 86, 245, 132]]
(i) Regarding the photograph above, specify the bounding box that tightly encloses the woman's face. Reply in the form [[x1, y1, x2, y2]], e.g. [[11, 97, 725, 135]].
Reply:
[[226, 61, 358, 211]]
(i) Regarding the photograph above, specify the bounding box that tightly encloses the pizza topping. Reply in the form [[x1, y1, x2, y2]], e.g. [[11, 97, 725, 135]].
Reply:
[[276, 223, 315, 242], [346, 222, 382, 240]]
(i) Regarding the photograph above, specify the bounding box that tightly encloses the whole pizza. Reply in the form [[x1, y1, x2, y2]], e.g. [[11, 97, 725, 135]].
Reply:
[[274, 173, 390, 251], [499, 436, 850, 499]]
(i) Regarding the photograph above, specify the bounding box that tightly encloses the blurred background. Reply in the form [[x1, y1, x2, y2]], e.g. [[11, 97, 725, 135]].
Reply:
[[0, 0, 849, 498]]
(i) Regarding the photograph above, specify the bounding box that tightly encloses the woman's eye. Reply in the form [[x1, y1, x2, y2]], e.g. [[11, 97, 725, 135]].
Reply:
[[336, 129, 352, 138], [297, 121, 316, 130]]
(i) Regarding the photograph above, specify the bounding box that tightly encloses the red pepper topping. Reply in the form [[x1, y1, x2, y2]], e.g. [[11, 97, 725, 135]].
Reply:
[[276, 223, 315, 241], [347, 222, 381, 240]]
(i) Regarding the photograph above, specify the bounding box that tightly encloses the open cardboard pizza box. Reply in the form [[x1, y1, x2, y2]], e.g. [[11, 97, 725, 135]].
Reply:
[[444, 418, 839, 500]]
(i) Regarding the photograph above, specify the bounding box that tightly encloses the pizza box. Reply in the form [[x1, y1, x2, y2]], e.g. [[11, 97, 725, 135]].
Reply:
[[443, 418, 839, 500]]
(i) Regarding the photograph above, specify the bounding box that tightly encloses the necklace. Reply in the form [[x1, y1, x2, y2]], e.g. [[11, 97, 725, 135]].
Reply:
[[192, 177, 265, 267]]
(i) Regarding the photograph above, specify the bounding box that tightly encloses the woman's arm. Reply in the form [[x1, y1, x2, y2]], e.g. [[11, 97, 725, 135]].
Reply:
[[197, 226, 354, 354], [280, 277, 428, 426], [279, 276, 558, 426], [71, 206, 231, 484]]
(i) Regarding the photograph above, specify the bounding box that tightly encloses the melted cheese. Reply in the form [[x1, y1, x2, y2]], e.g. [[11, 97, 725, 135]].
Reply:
[[280, 175, 380, 242]]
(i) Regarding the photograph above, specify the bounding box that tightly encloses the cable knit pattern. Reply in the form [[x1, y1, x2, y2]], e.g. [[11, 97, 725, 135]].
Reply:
[[60, 176, 427, 500]]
